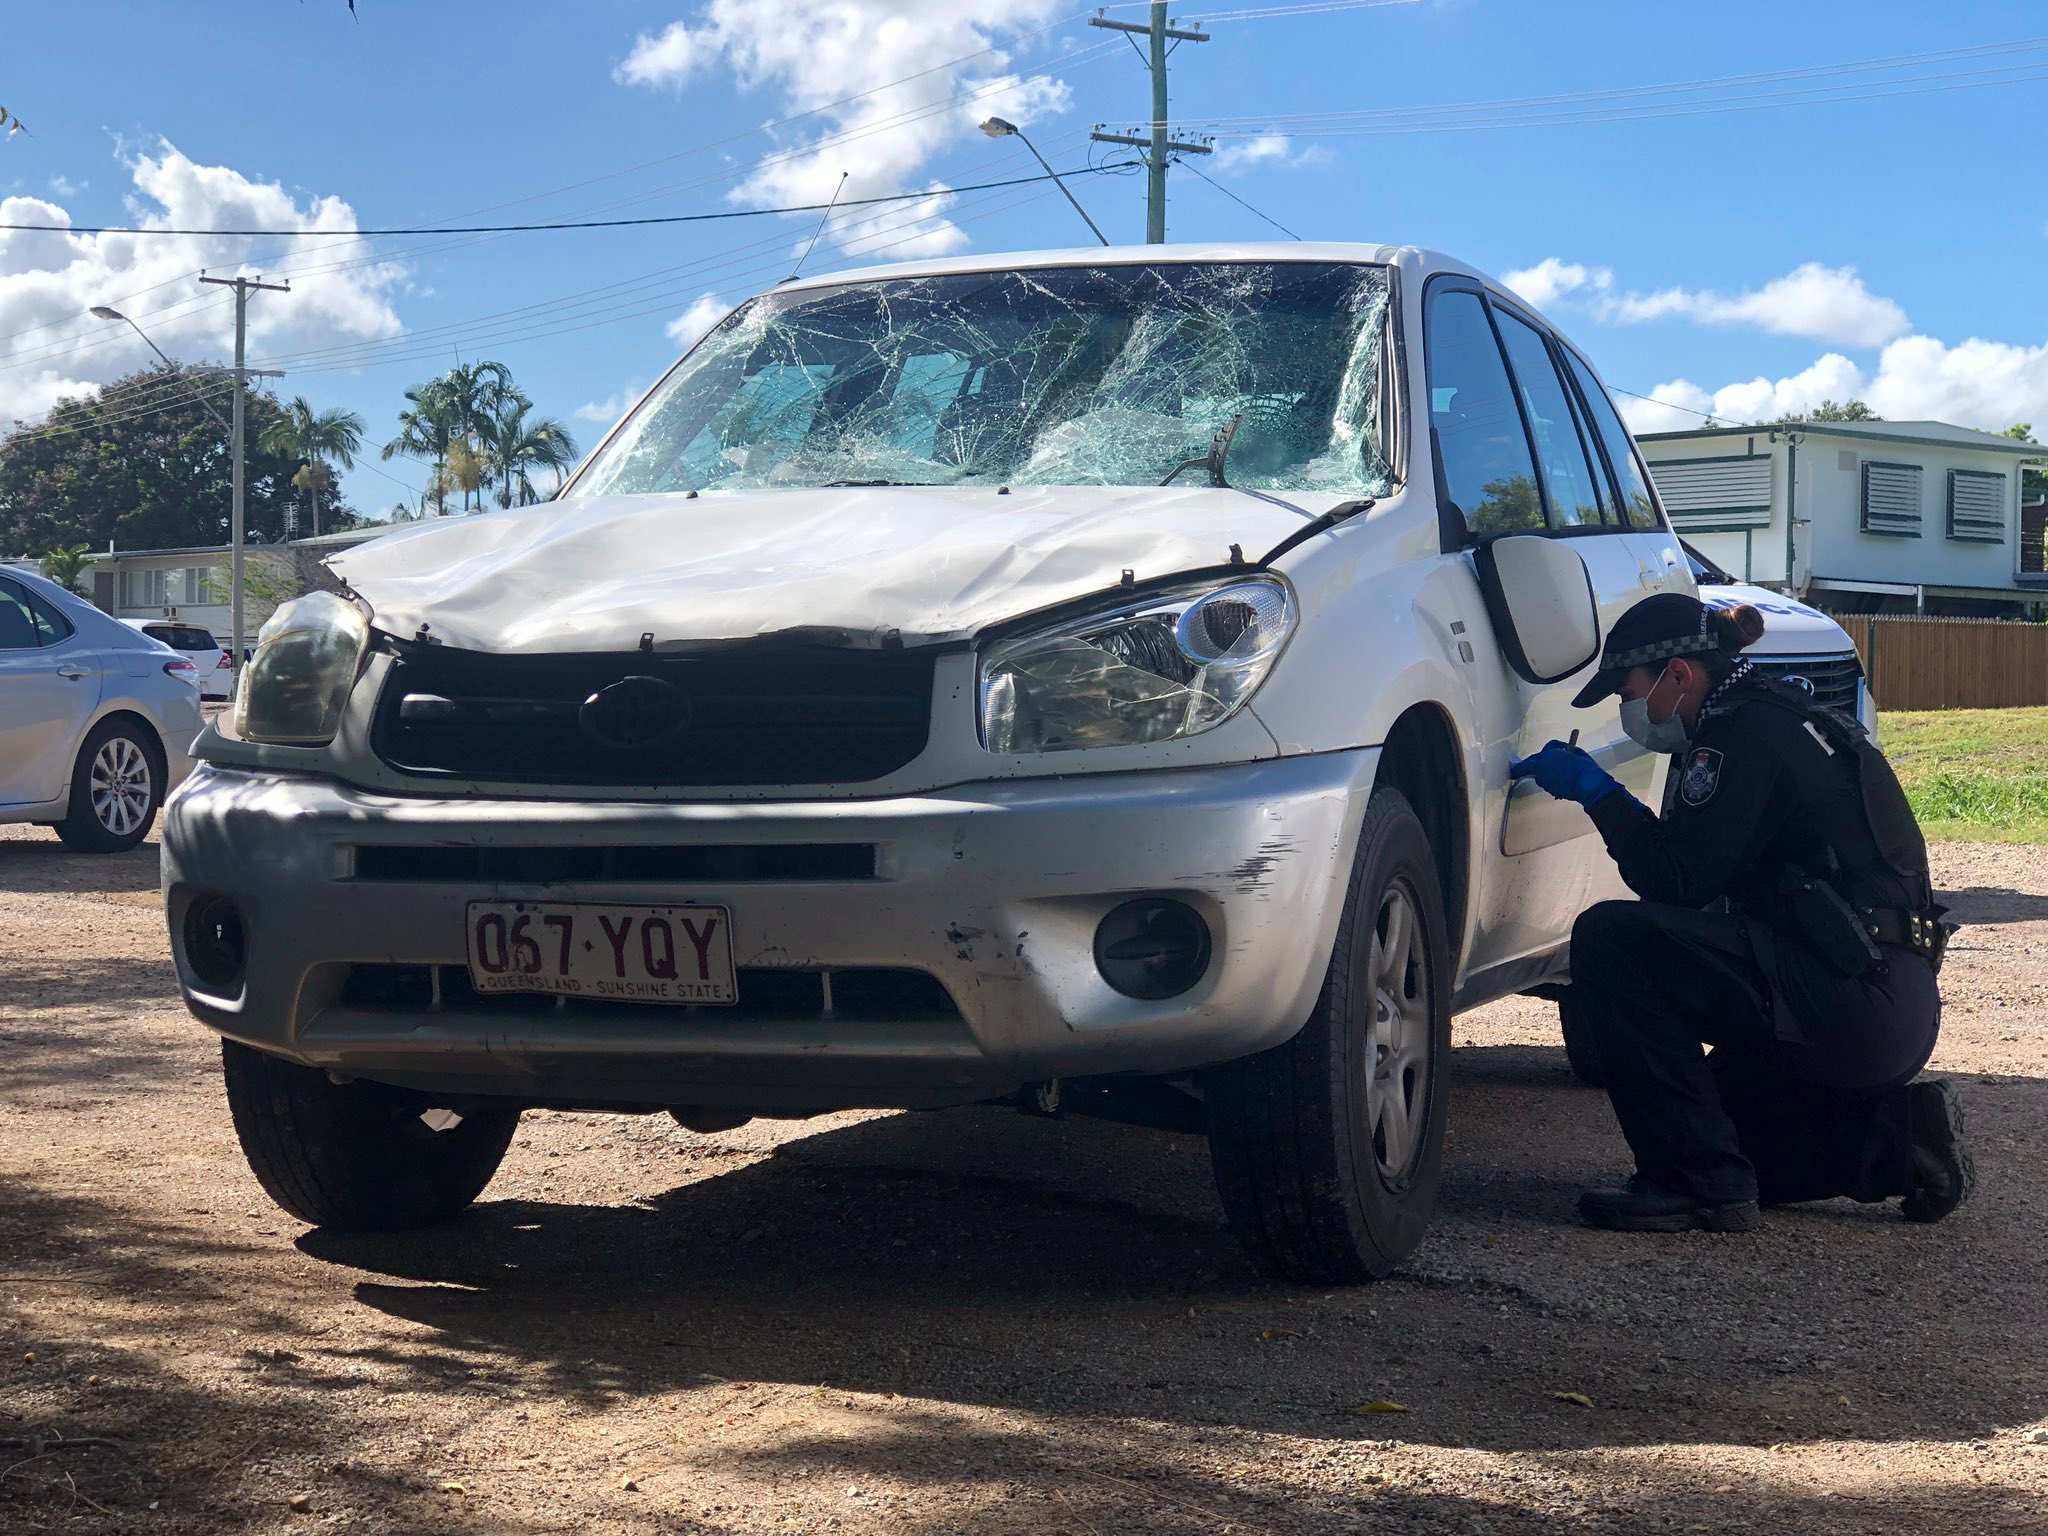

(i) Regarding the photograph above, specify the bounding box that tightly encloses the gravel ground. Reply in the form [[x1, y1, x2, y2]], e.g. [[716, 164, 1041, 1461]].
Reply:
[[3, 824, 2044, 1534]]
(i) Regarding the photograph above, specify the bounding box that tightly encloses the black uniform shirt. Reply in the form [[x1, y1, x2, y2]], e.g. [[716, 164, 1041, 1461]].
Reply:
[[1584, 676, 1906, 912]]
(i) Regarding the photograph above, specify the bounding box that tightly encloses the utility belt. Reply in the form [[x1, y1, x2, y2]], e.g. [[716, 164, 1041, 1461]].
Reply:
[[1752, 876, 1956, 978]]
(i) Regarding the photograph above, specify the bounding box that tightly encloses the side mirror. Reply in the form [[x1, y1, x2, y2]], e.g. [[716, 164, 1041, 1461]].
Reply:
[[1473, 535, 1601, 684]]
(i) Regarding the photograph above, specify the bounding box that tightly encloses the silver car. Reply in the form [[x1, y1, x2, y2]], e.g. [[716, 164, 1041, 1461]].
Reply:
[[1, 566, 201, 851]]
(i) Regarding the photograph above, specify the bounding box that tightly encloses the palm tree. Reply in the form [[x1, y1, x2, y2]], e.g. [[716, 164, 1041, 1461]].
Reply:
[[441, 361, 518, 510], [259, 396, 365, 539], [445, 439, 486, 512], [482, 400, 578, 508], [382, 381, 460, 516]]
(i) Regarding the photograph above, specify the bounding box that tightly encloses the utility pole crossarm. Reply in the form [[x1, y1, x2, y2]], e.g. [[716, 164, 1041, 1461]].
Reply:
[[1090, 130, 1213, 155], [1087, 15, 1209, 41]]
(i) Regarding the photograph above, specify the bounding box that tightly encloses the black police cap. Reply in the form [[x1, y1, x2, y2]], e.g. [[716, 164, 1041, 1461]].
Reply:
[[1571, 592, 1723, 708]]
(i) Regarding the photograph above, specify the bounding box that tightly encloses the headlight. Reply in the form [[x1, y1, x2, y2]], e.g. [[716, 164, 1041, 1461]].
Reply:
[[980, 575, 1297, 754], [233, 591, 370, 746]]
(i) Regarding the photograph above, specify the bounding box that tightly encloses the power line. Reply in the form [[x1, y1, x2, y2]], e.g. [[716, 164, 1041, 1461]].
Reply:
[[0, 163, 1138, 239], [1178, 157, 1301, 238]]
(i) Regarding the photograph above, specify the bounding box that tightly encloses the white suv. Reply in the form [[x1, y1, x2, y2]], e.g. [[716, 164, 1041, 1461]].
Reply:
[[164, 244, 1695, 1282], [122, 620, 236, 700]]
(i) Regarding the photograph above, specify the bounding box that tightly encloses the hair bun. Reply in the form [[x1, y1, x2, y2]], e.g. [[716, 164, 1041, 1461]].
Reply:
[[1712, 603, 1766, 650]]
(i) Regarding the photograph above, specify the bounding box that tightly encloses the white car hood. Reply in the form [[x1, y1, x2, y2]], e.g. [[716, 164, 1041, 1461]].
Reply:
[[328, 486, 1331, 652], [1699, 580, 1854, 657]]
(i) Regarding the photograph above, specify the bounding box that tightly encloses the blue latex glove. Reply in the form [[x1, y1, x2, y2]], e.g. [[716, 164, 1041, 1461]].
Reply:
[[1510, 740, 1623, 807]]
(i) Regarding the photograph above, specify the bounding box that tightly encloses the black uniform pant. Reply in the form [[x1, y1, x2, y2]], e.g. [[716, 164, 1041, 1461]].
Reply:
[[1568, 900, 1941, 1206]]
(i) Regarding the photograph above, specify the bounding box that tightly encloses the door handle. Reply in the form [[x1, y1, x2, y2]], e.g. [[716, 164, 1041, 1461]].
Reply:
[[55, 665, 90, 680]]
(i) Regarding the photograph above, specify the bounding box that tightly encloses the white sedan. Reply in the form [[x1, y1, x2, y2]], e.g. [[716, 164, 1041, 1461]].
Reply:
[[1, 566, 202, 851], [121, 618, 236, 699]]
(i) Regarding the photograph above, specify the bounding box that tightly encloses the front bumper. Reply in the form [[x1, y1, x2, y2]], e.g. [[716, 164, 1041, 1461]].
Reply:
[[161, 751, 1376, 1110]]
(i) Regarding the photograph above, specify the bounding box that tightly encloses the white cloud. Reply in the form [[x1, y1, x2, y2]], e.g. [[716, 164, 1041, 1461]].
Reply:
[[664, 293, 730, 348], [1509, 257, 1909, 349], [46, 174, 80, 198], [1501, 257, 1612, 310], [614, 2, 1073, 257], [1616, 336, 2048, 436], [0, 141, 405, 427], [1606, 262, 1908, 348], [1209, 133, 1331, 177], [574, 385, 645, 425]]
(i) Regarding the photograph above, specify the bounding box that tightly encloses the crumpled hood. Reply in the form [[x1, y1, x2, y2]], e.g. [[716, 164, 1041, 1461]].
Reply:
[[327, 485, 1332, 652]]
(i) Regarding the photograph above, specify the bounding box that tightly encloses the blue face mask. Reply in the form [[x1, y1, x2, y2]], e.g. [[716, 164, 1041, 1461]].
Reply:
[[1619, 665, 1690, 753]]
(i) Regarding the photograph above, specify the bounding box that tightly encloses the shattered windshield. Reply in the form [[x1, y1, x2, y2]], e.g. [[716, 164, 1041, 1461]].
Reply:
[[569, 262, 1395, 498]]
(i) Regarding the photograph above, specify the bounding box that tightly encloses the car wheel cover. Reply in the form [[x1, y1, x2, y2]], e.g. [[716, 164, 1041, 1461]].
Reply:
[[90, 736, 152, 837], [1366, 878, 1430, 1186]]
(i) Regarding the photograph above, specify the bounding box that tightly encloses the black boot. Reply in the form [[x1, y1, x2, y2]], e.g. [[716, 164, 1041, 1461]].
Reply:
[[1579, 1175, 1762, 1233], [1901, 1080, 1974, 1223]]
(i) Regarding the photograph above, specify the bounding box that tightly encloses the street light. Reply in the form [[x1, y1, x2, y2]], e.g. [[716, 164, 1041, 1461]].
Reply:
[[88, 306, 233, 432], [980, 117, 1110, 247]]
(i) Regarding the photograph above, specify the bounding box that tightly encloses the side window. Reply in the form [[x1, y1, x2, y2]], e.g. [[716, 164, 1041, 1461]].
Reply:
[[1564, 352, 1662, 529], [1495, 312, 1608, 528], [26, 589, 74, 645], [0, 578, 42, 650], [1425, 289, 1543, 535]]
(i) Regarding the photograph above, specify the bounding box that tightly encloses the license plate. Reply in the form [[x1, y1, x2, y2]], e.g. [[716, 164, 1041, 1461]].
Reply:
[[465, 901, 736, 1005]]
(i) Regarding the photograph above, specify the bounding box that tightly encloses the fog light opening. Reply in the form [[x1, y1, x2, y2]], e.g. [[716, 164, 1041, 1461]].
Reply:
[[1094, 898, 1212, 1001], [182, 895, 247, 993]]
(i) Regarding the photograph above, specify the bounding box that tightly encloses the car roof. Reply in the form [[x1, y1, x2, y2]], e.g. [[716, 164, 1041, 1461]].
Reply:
[[776, 239, 1496, 295]]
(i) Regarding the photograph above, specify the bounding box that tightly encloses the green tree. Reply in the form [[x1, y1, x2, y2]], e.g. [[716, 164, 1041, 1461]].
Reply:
[[441, 361, 517, 511], [0, 366, 355, 555], [258, 395, 366, 540], [382, 380, 460, 517], [482, 400, 578, 507], [1772, 399, 1880, 425], [39, 542, 92, 595], [445, 439, 486, 510]]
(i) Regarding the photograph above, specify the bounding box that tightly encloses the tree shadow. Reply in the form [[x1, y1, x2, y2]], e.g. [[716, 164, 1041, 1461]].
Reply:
[[0, 832, 162, 898], [300, 1051, 2048, 1464], [2, 958, 203, 1100]]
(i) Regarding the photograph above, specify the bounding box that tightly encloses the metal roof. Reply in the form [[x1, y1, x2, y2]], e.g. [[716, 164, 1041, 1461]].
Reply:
[[1639, 420, 2048, 457]]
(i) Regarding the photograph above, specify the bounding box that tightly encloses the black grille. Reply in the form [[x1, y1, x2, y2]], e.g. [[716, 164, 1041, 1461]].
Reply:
[[338, 963, 959, 1023], [1750, 653, 1864, 716], [352, 843, 876, 883], [372, 644, 936, 787]]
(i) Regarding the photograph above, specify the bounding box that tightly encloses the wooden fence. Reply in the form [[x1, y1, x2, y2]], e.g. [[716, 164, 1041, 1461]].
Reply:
[[1841, 616, 2048, 712]]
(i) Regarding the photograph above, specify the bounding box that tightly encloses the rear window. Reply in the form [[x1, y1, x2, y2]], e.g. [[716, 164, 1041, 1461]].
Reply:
[[174, 626, 218, 650]]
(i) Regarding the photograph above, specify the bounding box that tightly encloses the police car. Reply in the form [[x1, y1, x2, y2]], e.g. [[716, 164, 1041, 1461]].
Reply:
[[1685, 542, 1877, 739]]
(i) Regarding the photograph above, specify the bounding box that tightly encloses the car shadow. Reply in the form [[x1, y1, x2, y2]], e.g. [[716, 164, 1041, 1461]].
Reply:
[[1938, 884, 2048, 926]]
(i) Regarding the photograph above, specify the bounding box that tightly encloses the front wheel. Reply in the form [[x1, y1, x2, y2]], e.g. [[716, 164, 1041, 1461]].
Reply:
[[222, 1041, 519, 1230], [1204, 786, 1452, 1284]]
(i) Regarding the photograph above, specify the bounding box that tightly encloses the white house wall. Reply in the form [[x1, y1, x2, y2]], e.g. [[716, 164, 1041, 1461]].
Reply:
[[1799, 439, 2024, 593]]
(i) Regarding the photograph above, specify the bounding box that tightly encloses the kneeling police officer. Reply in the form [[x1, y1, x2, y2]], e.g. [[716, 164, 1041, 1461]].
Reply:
[[1512, 592, 1973, 1233]]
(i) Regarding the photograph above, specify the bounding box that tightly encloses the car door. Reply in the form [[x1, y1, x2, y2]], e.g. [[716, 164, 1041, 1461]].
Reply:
[[0, 575, 102, 807], [1422, 283, 1660, 978]]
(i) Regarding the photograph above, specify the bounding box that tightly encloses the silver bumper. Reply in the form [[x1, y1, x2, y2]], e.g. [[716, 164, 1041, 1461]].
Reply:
[[161, 751, 1376, 1109]]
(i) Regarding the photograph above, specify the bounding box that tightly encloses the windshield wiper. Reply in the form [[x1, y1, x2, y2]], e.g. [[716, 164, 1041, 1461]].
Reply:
[[1159, 413, 1245, 489]]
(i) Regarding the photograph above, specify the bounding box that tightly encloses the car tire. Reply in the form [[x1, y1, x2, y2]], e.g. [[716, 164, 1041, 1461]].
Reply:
[[221, 1041, 519, 1230], [1558, 991, 1607, 1088], [1203, 786, 1452, 1285], [55, 718, 164, 853]]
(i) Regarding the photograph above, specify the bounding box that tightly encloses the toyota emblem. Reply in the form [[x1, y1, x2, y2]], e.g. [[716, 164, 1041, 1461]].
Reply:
[[579, 675, 690, 751]]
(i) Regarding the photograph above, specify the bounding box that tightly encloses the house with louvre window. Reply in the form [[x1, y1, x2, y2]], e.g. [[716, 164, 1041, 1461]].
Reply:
[[1636, 419, 2048, 618]]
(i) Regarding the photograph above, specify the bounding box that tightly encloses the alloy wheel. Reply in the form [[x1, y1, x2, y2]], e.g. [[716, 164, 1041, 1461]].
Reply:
[[1366, 879, 1431, 1184], [90, 736, 152, 837]]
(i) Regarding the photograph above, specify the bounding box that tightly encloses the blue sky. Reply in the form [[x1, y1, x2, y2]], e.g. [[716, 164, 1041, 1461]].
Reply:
[[5, 0, 2046, 519]]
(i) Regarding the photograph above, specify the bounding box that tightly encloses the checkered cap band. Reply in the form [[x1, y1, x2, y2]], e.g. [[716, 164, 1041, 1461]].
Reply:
[[1603, 631, 1722, 670]]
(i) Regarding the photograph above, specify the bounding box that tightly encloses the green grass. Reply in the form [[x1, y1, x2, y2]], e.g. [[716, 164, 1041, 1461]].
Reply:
[[1879, 707, 2048, 844]]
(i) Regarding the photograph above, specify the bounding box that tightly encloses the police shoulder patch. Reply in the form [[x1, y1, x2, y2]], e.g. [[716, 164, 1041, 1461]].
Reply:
[[1679, 747, 1724, 807]]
